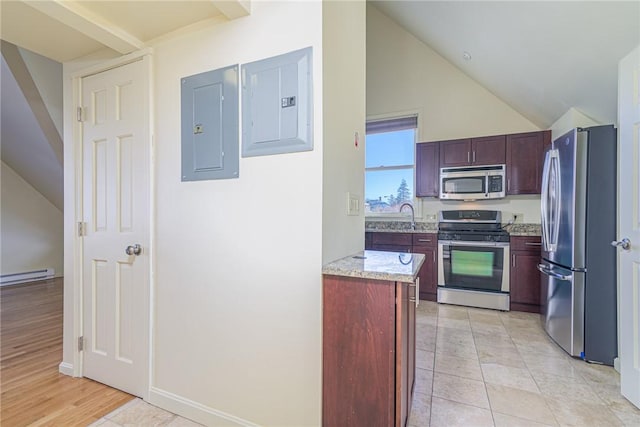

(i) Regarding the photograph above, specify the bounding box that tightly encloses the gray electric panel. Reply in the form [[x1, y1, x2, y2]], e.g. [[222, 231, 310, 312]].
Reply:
[[242, 47, 313, 157], [181, 64, 239, 181]]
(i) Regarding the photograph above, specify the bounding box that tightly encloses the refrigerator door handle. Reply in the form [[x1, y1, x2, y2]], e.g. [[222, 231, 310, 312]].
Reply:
[[541, 149, 560, 253], [541, 150, 552, 251], [537, 263, 572, 281]]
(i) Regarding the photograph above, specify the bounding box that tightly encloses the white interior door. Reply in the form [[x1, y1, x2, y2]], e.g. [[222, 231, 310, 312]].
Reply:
[[618, 45, 640, 409], [81, 58, 150, 397]]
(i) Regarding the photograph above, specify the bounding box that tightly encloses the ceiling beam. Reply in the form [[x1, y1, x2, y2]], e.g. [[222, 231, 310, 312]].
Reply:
[[211, 0, 251, 20], [1, 41, 64, 167], [22, 0, 144, 55]]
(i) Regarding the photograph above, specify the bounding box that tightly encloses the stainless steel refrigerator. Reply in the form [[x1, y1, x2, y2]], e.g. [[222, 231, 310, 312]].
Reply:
[[539, 125, 617, 365]]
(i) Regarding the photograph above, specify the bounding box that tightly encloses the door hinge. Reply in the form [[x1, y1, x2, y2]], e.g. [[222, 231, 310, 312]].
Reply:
[[77, 107, 83, 122], [78, 336, 84, 351], [77, 222, 87, 237]]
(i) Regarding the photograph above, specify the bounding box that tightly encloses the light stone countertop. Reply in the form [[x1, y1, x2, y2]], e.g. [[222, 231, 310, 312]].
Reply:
[[365, 221, 438, 233], [365, 221, 541, 237], [504, 223, 542, 236], [322, 250, 425, 283]]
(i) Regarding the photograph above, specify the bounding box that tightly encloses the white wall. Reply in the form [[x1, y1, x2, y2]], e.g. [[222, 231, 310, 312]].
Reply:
[[0, 161, 63, 277], [549, 107, 600, 141], [322, 0, 366, 263], [18, 47, 63, 138], [150, 2, 323, 425], [367, 5, 544, 223]]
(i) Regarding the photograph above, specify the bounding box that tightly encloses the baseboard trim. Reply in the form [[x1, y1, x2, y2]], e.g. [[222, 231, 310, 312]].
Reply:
[[58, 361, 74, 376], [148, 386, 259, 427], [1, 268, 55, 286]]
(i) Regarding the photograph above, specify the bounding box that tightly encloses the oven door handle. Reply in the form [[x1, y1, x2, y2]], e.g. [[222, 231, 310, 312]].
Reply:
[[438, 240, 510, 248]]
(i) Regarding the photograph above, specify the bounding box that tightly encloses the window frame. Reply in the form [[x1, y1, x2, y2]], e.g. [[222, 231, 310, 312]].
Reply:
[[364, 114, 421, 218]]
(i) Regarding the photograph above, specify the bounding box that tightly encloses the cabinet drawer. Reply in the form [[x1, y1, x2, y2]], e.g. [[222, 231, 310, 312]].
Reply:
[[412, 233, 437, 247], [371, 232, 412, 246], [510, 236, 542, 251]]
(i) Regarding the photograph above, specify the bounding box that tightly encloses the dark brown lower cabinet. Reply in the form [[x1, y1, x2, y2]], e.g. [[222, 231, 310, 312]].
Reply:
[[510, 236, 542, 313], [411, 234, 438, 302], [323, 275, 416, 427], [365, 232, 438, 302]]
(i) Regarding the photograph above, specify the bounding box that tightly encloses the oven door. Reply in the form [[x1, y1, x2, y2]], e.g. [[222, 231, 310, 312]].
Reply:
[[438, 241, 510, 293]]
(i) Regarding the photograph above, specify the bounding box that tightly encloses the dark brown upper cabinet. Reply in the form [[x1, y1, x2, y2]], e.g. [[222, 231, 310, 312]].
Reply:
[[506, 131, 551, 195], [415, 142, 440, 197], [440, 135, 506, 167]]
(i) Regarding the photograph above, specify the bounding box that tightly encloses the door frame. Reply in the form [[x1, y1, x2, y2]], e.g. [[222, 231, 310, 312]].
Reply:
[[69, 49, 154, 398]]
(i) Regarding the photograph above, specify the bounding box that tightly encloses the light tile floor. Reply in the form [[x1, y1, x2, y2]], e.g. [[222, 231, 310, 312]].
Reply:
[[91, 302, 640, 426], [90, 399, 203, 427], [409, 301, 640, 427]]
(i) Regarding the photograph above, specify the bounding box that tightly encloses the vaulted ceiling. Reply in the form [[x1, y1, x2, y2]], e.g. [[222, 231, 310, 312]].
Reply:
[[372, 1, 640, 128]]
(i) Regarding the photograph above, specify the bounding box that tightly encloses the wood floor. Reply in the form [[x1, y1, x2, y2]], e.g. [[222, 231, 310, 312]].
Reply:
[[1, 278, 134, 426]]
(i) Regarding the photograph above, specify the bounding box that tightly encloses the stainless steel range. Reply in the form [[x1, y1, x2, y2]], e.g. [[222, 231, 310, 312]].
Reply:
[[437, 210, 510, 311]]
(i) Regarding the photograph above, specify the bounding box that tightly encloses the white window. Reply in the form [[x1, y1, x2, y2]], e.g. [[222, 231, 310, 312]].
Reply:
[[365, 116, 417, 214]]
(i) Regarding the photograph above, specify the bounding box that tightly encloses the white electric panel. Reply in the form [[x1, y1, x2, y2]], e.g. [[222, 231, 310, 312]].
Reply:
[[241, 47, 313, 157], [181, 65, 239, 181]]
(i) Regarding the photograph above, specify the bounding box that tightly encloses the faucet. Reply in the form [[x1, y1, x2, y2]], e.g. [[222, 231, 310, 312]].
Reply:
[[399, 203, 415, 231]]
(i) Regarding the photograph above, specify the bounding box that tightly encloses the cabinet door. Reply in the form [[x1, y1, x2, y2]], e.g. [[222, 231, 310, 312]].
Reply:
[[396, 282, 410, 427], [412, 234, 438, 301], [506, 131, 547, 194], [472, 135, 506, 165], [510, 236, 541, 312], [323, 276, 396, 426], [440, 139, 472, 167], [415, 246, 437, 299], [510, 251, 542, 312], [416, 142, 440, 197], [408, 281, 416, 409], [371, 232, 412, 246]]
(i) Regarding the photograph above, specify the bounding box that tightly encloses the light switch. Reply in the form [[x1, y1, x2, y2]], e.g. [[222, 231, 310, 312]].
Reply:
[[347, 192, 360, 216]]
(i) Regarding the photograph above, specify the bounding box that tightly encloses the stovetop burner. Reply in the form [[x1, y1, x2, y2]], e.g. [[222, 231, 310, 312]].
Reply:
[[437, 229, 510, 242], [438, 210, 510, 242]]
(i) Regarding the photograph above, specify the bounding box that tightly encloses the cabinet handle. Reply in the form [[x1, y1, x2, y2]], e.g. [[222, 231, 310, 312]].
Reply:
[[473, 151, 476, 163], [418, 239, 431, 242], [467, 151, 470, 163], [409, 297, 417, 302], [525, 242, 542, 246], [508, 179, 510, 191], [512, 254, 516, 267], [433, 251, 436, 262]]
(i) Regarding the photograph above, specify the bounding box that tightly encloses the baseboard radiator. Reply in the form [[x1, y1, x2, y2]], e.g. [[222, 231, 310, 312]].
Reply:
[[0, 268, 55, 286]]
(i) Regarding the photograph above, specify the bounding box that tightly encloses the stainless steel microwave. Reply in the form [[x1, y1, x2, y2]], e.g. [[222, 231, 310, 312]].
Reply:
[[440, 164, 506, 200]]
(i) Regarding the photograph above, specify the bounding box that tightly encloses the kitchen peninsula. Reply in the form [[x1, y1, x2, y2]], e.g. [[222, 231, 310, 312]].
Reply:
[[322, 250, 425, 427]]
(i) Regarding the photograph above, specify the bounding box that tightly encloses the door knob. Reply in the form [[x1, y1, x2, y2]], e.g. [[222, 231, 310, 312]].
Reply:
[[125, 244, 142, 256], [611, 238, 631, 251]]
